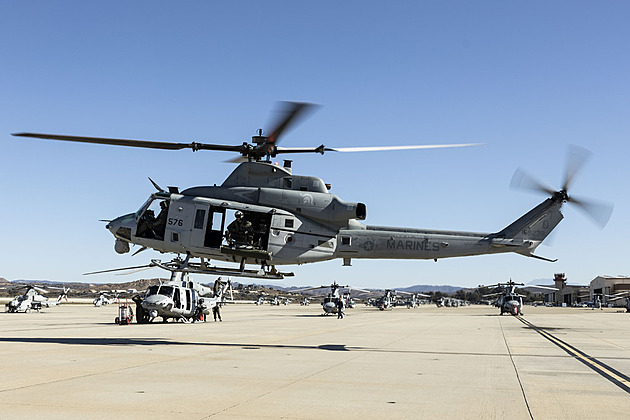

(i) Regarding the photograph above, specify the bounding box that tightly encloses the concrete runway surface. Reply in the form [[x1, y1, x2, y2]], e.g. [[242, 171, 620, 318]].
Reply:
[[2, 302, 630, 419]]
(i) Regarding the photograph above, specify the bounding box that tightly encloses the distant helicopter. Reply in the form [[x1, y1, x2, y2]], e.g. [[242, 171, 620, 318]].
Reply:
[[295, 282, 366, 315], [481, 280, 557, 316], [93, 292, 118, 307], [14, 102, 612, 280], [5, 285, 69, 313], [86, 258, 232, 323], [370, 289, 430, 310], [607, 292, 630, 312]]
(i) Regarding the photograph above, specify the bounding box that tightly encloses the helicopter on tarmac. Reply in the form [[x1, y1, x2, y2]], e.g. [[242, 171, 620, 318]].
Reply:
[[481, 280, 557, 316], [295, 281, 365, 315], [86, 258, 233, 323], [608, 292, 630, 312], [370, 289, 431, 310], [5, 285, 70, 313], [13, 102, 613, 281], [93, 292, 119, 307]]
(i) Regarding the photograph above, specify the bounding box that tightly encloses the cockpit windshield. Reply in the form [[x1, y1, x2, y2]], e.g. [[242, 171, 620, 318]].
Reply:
[[146, 285, 174, 298], [135, 196, 155, 220], [158, 286, 174, 297]]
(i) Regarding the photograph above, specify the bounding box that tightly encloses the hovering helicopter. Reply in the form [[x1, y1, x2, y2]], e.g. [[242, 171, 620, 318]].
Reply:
[[13, 102, 613, 281], [481, 280, 557, 316], [5, 285, 69, 313], [86, 258, 233, 323]]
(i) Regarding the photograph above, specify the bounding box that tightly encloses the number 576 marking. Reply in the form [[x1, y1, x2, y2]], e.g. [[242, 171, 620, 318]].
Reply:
[[168, 218, 184, 227]]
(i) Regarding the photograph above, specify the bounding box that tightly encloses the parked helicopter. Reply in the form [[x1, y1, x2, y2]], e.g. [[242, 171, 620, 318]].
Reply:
[[295, 281, 365, 315], [369, 289, 431, 310], [13, 102, 613, 280], [481, 280, 557, 316], [608, 292, 630, 312], [93, 292, 119, 307], [5, 285, 69, 313], [86, 258, 233, 323]]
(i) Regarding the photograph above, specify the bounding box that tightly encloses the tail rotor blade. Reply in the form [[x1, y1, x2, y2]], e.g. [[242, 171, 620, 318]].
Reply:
[[510, 168, 555, 196], [562, 144, 591, 192], [569, 195, 614, 229]]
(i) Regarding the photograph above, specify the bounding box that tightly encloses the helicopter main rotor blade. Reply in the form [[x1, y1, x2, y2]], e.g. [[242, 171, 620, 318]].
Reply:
[[12, 133, 245, 153], [83, 264, 155, 275], [267, 102, 319, 144], [324, 143, 483, 153]]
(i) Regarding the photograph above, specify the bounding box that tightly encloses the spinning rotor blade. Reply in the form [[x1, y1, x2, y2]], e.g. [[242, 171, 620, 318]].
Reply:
[[567, 194, 613, 229], [510, 145, 613, 229], [266, 102, 318, 144], [325, 143, 483, 153], [510, 168, 555, 196], [562, 144, 591, 192]]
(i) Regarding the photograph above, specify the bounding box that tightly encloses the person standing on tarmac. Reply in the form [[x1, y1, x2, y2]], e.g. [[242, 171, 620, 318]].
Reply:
[[212, 277, 224, 321], [212, 303, 222, 322], [337, 298, 344, 319]]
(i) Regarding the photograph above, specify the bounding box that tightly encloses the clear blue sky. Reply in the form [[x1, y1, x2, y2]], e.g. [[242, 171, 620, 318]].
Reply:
[[1, 1, 628, 288]]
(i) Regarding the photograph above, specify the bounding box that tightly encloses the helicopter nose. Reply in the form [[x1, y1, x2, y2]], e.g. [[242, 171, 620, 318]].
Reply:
[[142, 295, 173, 311]]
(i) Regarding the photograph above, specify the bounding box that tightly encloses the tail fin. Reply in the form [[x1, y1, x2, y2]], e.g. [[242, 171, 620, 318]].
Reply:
[[490, 198, 564, 259]]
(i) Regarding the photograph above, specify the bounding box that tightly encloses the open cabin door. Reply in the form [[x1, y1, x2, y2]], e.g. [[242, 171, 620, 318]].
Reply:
[[204, 206, 226, 248]]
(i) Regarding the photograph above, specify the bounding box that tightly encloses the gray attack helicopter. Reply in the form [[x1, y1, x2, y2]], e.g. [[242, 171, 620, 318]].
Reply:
[[480, 280, 557, 316], [86, 258, 233, 323], [13, 102, 613, 280], [5, 285, 70, 313]]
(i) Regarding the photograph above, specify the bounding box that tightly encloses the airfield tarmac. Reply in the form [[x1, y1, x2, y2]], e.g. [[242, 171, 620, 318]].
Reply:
[[1, 303, 630, 419]]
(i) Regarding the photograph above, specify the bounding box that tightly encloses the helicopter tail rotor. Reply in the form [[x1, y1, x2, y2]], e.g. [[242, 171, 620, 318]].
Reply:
[[510, 145, 613, 229]]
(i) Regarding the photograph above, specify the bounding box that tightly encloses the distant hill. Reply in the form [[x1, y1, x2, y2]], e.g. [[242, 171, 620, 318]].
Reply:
[[249, 283, 464, 294], [2, 277, 464, 298], [397, 285, 464, 293]]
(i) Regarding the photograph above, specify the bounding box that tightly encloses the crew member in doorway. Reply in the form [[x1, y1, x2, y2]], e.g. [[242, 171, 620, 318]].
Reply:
[[227, 211, 252, 245]]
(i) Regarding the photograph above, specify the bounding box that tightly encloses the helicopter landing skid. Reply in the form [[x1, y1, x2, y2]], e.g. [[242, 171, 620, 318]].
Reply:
[[152, 258, 293, 280], [190, 264, 292, 279], [220, 245, 272, 261]]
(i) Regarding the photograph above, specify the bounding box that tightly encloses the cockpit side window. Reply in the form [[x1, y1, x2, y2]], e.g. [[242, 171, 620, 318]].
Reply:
[[136, 198, 170, 240], [158, 286, 174, 297], [146, 285, 159, 297]]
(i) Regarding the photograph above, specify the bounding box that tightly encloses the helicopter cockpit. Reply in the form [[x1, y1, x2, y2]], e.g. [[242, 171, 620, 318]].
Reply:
[[146, 285, 174, 298], [135, 196, 170, 240]]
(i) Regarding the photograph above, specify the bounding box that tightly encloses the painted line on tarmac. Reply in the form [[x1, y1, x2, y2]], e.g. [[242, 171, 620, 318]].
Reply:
[[517, 316, 630, 394]]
